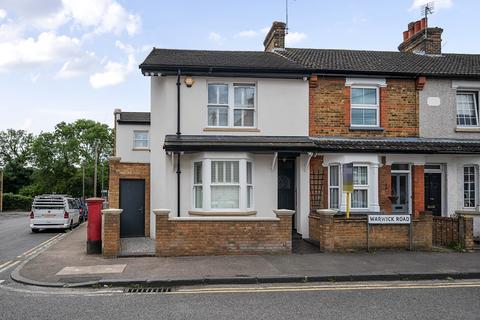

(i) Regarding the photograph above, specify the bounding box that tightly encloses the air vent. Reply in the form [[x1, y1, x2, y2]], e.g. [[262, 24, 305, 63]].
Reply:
[[124, 287, 172, 294]]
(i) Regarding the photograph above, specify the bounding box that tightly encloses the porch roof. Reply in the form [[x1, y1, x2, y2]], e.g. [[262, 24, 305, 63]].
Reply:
[[164, 135, 480, 154]]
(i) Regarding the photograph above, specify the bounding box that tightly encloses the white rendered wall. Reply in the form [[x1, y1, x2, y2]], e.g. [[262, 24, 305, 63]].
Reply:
[[115, 124, 150, 163]]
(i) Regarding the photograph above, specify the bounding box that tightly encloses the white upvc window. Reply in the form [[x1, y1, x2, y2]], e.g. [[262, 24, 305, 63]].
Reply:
[[193, 158, 253, 211], [352, 165, 368, 209], [351, 87, 380, 127], [207, 83, 256, 128], [463, 165, 477, 208], [328, 165, 340, 209], [456, 92, 479, 127], [133, 130, 149, 149]]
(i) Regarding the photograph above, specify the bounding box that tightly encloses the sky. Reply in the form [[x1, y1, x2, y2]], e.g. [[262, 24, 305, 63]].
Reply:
[[0, 0, 478, 133]]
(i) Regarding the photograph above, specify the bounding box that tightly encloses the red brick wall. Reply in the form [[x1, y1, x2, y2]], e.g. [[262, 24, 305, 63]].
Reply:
[[412, 165, 425, 218], [102, 211, 121, 258], [311, 212, 432, 251], [155, 213, 293, 256], [309, 77, 418, 137], [433, 215, 474, 250], [379, 163, 392, 214]]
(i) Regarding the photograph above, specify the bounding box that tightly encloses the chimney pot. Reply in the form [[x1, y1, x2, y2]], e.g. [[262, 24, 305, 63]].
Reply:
[[414, 20, 421, 34], [403, 31, 409, 41]]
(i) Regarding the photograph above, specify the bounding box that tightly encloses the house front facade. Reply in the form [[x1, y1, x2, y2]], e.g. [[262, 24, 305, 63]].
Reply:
[[108, 19, 479, 257]]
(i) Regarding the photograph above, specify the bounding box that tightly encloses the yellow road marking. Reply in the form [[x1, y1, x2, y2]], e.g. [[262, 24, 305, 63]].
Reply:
[[170, 281, 480, 295]]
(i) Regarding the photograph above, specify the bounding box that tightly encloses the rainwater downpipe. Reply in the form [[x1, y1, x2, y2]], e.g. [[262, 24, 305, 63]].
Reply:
[[176, 69, 181, 217]]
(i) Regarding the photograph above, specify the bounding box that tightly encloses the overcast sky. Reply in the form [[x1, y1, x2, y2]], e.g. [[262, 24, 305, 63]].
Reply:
[[0, 0, 477, 133]]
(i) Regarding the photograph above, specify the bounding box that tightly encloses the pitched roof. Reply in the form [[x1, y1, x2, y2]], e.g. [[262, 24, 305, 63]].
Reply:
[[276, 48, 480, 78], [139, 48, 306, 75], [117, 112, 150, 124]]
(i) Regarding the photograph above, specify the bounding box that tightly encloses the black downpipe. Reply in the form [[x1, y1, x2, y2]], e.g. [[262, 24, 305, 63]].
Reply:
[[176, 69, 181, 217]]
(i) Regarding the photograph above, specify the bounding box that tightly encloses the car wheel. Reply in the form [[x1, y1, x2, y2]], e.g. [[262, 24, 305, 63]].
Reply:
[[31, 228, 39, 233]]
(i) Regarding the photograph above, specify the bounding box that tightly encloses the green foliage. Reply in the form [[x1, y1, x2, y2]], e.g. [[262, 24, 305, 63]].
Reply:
[[0, 119, 113, 199], [2, 193, 33, 211]]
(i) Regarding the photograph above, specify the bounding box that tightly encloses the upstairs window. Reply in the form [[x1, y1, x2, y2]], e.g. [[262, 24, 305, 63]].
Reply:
[[207, 83, 256, 128], [351, 87, 379, 127], [133, 130, 149, 149], [456, 92, 479, 127]]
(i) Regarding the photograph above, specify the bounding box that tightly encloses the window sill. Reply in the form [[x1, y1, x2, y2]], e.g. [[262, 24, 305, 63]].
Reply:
[[455, 127, 480, 133], [204, 127, 260, 133], [188, 210, 257, 216], [349, 127, 384, 132], [132, 148, 150, 151]]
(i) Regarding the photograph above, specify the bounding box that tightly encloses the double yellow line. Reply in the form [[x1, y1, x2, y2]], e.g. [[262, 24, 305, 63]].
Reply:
[[170, 281, 480, 295], [0, 234, 63, 274]]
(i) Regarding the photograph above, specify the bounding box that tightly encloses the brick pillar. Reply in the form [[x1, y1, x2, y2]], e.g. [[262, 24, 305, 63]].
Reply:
[[459, 215, 474, 250], [274, 209, 295, 253], [154, 209, 171, 257], [379, 87, 388, 129], [108, 156, 121, 209], [412, 165, 425, 218], [344, 86, 351, 127], [101, 209, 122, 258], [317, 209, 336, 252], [379, 164, 392, 213]]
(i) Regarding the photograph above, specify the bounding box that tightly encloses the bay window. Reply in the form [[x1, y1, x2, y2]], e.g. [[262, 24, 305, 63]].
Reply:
[[456, 92, 479, 127], [352, 166, 368, 209], [193, 158, 253, 211], [207, 83, 256, 128], [351, 87, 379, 127], [463, 166, 477, 208]]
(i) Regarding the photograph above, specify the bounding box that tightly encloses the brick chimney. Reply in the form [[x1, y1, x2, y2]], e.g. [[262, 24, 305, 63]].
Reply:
[[398, 18, 443, 55], [263, 21, 286, 52]]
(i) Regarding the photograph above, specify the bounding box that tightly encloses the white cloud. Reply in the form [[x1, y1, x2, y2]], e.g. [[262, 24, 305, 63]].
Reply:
[[285, 32, 307, 46], [260, 27, 270, 35], [236, 30, 258, 38], [410, 0, 453, 11], [62, 0, 141, 35], [0, 32, 81, 71], [208, 32, 223, 45], [56, 51, 98, 79], [89, 41, 136, 89], [0, 9, 7, 20]]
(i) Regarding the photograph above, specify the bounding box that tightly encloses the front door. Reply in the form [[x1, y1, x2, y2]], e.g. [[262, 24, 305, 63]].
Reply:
[[391, 173, 409, 213], [278, 158, 296, 228], [120, 179, 145, 237], [424, 173, 442, 216]]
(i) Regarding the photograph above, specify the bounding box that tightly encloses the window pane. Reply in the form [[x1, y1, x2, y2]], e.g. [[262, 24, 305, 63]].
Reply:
[[211, 186, 240, 208], [363, 88, 377, 104], [352, 190, 368, 208], [351, 108, 377, 126], [247, 186, 253, 208], [464, 166, 476, 208], [247, 162, 252, 184], [351, 88, 377, 105], [194, 186, 203, 208], [351, 88, 363, 104], [353, 166, 368, 185], [329, 188, 339, 209], [456, 93, 478, 126], [234, 110, 254, 127], [232, 162, 239, 183], [234, 86, 255, 107], [208, 84, 228, 104], [329, 165, 339, 186], [134, 139, 148, 148], [208, 106, 228, 126], [194, 162, 202, 184]]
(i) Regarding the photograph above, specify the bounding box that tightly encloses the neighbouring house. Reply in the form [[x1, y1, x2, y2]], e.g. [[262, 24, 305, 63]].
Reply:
[[107, 19, 479, 257]]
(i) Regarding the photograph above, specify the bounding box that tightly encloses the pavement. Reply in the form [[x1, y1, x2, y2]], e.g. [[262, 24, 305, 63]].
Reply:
[[11, 222, 480, 288]]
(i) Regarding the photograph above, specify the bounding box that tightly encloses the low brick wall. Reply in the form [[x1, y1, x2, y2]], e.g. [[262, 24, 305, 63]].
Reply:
[[433, 215, 474, 250], [101, 209, 122, 258], [309, 211, 432, 252], [154, 210, 293, 256]]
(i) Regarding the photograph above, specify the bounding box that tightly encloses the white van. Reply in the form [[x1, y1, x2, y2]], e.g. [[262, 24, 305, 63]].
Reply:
[[30, 195, 81, 233]]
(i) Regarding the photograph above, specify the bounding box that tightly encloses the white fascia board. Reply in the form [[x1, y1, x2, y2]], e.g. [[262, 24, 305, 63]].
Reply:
[[345, 77, 387, 87], [452, 80, 480, 89]]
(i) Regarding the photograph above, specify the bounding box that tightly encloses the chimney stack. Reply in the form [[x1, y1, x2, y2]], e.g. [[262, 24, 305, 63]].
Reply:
[[398, 18, 443, 55], [263, 21, 286, 52]]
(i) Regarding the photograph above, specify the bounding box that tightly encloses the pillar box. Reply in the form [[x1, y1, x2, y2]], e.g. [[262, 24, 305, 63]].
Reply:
[[86, 197, 104, 254]]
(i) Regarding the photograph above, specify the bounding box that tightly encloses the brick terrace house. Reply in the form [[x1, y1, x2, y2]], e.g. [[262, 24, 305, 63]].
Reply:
[[108, 19, 480, 256]]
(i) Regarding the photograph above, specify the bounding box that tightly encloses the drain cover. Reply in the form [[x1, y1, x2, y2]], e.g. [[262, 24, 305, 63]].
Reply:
[[124, 287, 172, 294]]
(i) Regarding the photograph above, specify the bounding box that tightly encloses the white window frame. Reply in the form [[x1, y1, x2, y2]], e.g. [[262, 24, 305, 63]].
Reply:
[[246, 161, 254, 209], [456, 91, 479, 127], [193, 161, 203, 209], [350, 86, 380, 128], [351, 165, 369, 209], [133, 130, 149, 149], [207, 83, 229, 127], [463, 165, 477, 209], [328, 164, 340, 209], [207, 82, 257, 128], [192, 158, 253, 211]]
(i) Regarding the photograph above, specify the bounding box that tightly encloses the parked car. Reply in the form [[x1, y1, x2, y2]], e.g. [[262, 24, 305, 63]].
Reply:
[[30, 195, 81, 233], [76, 198, 88, 222]]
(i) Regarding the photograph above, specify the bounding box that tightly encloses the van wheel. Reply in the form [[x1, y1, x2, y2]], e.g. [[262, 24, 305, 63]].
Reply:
[[31, 228, 39, 233]]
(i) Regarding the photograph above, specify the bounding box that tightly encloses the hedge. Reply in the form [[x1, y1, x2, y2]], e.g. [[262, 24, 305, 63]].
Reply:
[[2, 193, 33, 211]]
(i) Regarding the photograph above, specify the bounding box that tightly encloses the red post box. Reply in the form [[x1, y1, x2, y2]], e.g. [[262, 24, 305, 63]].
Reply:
[[86, 197, 104, 254]]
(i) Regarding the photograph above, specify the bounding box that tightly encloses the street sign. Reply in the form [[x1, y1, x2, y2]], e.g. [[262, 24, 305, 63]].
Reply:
[[368, 214, 411, 224], [342, 163, 353, 193]]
